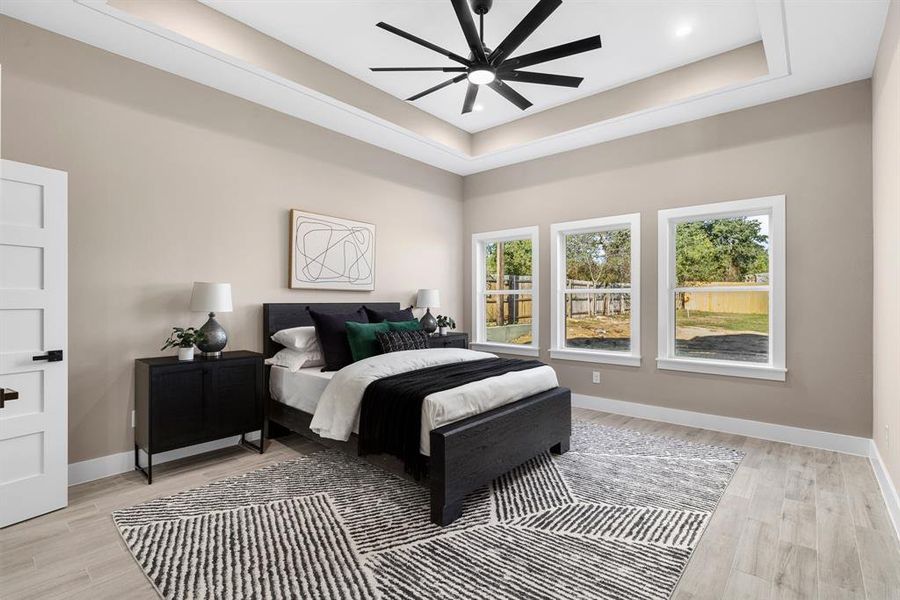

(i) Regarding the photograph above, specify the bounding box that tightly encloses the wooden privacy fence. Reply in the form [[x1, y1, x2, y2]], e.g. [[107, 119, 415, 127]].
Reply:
[[486, 275, 532, 324], [485, 275, 767, 321], [680, 290, 768, 314], [563, 279, 631, 319], [485, 277, 633, 323], [678, 281, 767, 314], [565, 292, 630, 318]]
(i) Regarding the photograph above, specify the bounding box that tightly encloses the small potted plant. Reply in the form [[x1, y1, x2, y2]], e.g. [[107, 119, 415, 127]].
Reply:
[[161, 327, 206, 361], [436, 315, 456, 336]]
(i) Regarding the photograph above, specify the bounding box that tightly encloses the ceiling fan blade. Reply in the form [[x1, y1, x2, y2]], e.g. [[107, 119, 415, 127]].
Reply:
[[487, 80, 533, 110], [501, 35, 603, 70], [499, 70, 583, 88], [377, 22, 472, 66], [371, 67, 468, 72], [462, 83, 479, 114], [450, 0, 487, 63], [406, 73, 468, 101], [489, 0, 561, 65]]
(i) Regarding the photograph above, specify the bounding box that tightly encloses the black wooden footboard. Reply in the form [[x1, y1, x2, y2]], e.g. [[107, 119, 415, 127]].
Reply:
[[429, 386, 571, 526]]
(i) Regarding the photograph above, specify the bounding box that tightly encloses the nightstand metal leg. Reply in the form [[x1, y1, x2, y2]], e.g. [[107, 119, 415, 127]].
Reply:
[[240, 432, 264, 454], [134, 444, 152, 484]]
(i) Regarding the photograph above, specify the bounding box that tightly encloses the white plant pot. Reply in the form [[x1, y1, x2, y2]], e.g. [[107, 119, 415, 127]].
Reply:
[[438, 327, 447, 336], [178, 347, 195, 361]]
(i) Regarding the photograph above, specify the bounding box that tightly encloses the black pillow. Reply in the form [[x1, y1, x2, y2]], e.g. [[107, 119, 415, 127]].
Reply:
[[377, 330, 429, 353], [307, 307, 369, 371], [364, 305, 415, 323]]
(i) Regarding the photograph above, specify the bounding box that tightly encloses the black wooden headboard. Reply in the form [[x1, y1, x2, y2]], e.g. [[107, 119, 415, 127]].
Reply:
[[262, 302, 401, 359]]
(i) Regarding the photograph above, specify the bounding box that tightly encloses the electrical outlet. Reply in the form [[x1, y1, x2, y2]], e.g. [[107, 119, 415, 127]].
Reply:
[[131, 410, 135, 428], [592, 371, 600, 384]]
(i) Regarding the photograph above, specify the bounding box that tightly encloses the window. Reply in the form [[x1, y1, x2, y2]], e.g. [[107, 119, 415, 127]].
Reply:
[[657, 196, 785, 380], [550, 214, 640, 366], [471, 227, 539, 357]]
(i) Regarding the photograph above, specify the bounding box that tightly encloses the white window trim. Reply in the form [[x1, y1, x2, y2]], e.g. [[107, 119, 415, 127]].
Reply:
[[471, 226, 540, 357], [656, 195, 786, 381], [549, 214, 641, 367]]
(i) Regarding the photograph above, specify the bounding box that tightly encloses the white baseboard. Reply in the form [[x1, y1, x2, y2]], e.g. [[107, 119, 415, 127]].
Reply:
[[572, 393, 871, 456], [869, 440, 900, 540], [68, 431, 261, 486]]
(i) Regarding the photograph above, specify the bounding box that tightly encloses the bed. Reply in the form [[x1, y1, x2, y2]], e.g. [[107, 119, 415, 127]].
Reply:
[[262, 302, 571, 526]]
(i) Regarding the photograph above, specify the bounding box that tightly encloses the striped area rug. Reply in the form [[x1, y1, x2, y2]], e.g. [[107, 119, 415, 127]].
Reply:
[[114, 421, 743, 599]]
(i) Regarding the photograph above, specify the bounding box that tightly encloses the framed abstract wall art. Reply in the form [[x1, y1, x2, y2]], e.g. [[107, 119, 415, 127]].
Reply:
[[289, 210, 375, 290]]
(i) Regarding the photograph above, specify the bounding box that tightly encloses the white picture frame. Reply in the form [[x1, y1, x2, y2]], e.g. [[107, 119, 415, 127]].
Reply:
[[289, 209, 375, 291]]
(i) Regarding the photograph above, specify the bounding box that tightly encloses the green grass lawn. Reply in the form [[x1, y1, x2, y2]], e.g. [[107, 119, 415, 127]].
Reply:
[[676, 310, 768, 334]]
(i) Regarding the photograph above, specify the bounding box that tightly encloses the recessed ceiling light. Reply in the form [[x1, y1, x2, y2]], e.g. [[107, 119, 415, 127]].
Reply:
[[675, 23, 693, 38], [473, 104, 484, 112]]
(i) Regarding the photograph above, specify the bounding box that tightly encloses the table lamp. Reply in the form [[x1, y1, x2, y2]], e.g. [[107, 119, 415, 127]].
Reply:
[[190, 282, 232, 357], [416, 288, 440, 334]]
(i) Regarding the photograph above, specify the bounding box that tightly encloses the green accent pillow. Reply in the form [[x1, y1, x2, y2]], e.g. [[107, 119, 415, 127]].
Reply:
[[345, 321, 390, 362], [387, 320, 422, 332]]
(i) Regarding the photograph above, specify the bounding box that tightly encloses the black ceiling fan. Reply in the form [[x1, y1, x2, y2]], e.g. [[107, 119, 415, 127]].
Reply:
[[370, 0, 602, 114]]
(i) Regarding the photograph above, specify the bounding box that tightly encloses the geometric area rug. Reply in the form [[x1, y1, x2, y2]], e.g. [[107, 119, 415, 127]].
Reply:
[[113, 420, 743, 600]]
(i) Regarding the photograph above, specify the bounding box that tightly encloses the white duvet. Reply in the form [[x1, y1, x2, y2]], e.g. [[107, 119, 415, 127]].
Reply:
[[309, 348, 559, 455]]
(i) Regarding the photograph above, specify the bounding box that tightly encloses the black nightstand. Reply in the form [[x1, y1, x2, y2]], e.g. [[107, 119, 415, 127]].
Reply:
[[134, 350, 264, 483], [427, 332, 469, 349]]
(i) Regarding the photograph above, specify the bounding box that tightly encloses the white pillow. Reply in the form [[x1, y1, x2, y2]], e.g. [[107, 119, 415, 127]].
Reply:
[[272, 326, 319, 352], [265, 347, 324, 372]]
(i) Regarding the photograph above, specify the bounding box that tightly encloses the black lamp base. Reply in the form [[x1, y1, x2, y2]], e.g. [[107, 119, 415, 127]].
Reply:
[[197, 312, 227, 356], [419, 308, 437, 334]]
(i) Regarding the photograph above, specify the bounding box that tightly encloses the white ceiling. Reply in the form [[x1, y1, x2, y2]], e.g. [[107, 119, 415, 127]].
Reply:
[[202, 0, 763, 133]]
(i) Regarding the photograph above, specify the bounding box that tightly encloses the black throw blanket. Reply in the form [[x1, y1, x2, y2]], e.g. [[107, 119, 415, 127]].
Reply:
[[358, 358, 545, 478]]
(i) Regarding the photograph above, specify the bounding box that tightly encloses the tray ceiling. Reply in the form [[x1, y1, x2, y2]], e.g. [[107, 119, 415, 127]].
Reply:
[[202, 0, 762, 133], [0, 0, 890, 174]]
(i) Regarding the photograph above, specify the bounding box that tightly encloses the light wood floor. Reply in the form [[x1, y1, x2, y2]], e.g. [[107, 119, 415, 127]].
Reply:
[[1, 408, 898, 600]]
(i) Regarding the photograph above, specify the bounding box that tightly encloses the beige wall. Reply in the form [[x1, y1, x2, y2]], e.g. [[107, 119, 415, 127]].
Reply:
[[873, 2, 900, 488], [464, 81, 874, 437], [0, 17, 464, 464]]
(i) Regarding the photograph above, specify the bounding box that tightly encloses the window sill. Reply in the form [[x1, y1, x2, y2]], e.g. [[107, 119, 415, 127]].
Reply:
[[550, 349, 641, 367], [470, 342, 540, 357], [656, 357, 786, 381]]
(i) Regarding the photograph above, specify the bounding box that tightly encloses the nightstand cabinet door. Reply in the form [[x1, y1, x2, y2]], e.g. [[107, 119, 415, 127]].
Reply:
[[427, 333, 468, 349], [208, 359, 263, 439], [150, 364, 207, 452]]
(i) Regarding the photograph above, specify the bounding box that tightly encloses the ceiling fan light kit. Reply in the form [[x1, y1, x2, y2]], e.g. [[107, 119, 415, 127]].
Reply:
[[370, 0, 602, 114], [467, 67, 496, 85]]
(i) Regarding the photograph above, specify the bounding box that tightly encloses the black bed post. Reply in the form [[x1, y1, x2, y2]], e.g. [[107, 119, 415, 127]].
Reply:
[[550, 439, 570, 454], [429, 435, 464, 526]]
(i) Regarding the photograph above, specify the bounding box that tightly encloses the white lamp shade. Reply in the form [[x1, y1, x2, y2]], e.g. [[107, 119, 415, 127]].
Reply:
[[190, 282, 233, 313], [415, 288, 440, 309]]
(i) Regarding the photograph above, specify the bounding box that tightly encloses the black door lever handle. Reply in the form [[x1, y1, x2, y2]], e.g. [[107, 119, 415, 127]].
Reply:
[[0, 388, 18, 409], [33, 350, 63, 362]]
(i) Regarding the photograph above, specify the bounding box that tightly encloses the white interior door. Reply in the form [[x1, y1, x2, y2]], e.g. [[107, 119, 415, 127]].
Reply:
[[0, 160, 68, 528]]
